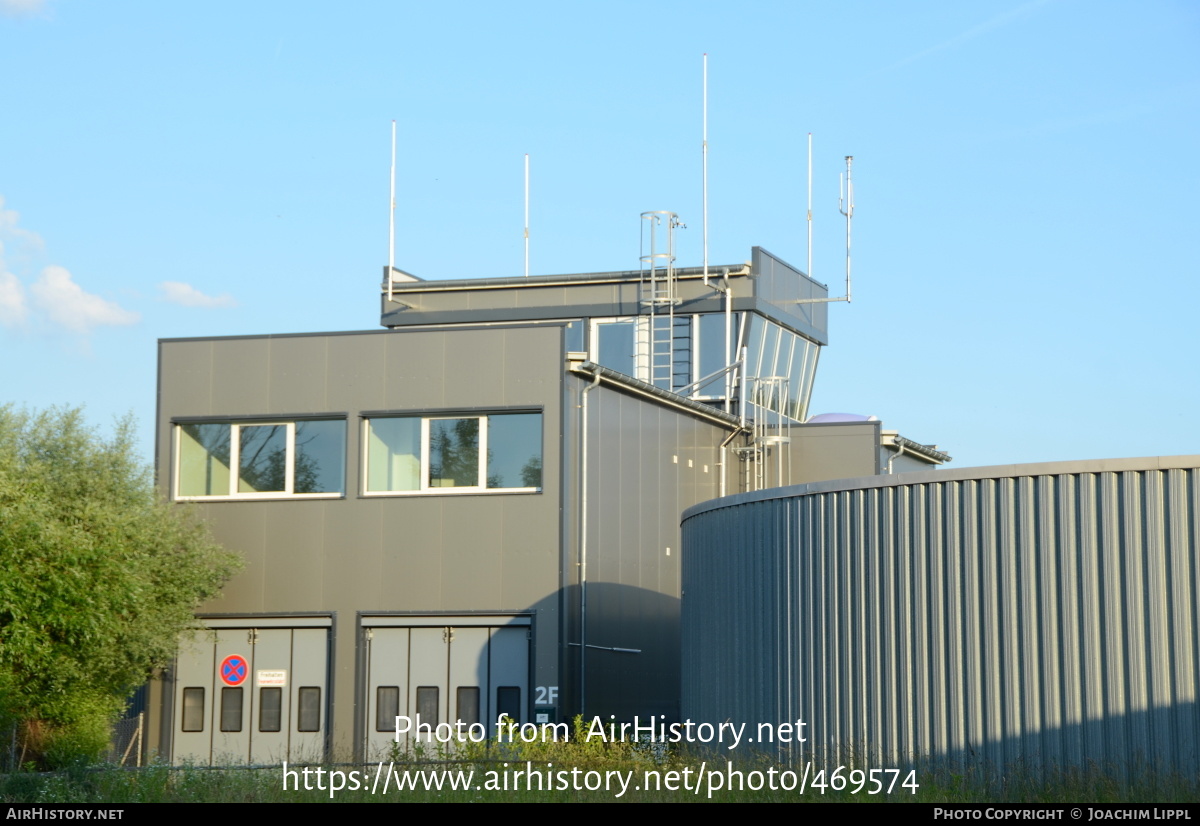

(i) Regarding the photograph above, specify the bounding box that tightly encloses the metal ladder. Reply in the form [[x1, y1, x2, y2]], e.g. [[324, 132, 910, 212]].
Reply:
[[640, 211, 682, 390]]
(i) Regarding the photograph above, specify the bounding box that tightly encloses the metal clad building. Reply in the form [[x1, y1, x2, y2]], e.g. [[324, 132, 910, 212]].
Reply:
[[681, 456, 1200, 774], [151, 247, 949, 763]]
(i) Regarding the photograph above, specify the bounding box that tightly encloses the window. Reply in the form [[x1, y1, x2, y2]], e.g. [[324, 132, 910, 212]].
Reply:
[[364, 412, 542, 494], [416, 686, 439, 724], [297, 687, 322, 733], [175, 419, 346, 499], [220, 687, 243, 732], [496, 686, 522, 723], [259, 687, 282, 732], [376, 686, 399, 732], [591, 316, 697, 394], [181, 687, 205, 732], [456, 687, 480, 726]]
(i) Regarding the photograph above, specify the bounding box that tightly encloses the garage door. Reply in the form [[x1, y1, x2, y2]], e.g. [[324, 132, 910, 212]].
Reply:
[[171, 617, 330, 765], [362, 615, 530, 756]]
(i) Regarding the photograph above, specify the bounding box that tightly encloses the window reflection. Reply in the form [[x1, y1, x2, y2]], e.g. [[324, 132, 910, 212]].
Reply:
[[238, 425, 287, 493], [366, 418, 420, 492], [429, 418, 480, 488], [488, 413, 542, 489], [176, 420, 345, 499], [365, 413, 543, 495]]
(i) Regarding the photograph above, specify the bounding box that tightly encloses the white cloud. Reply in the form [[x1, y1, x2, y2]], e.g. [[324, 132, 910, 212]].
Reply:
[[0, 271, 27, 326], [30, 265, 140, 333], [0, 195, 138, 335], [0, 196, 44, 253], [158, 280, 237, 309], [0, 0, 48, 18]]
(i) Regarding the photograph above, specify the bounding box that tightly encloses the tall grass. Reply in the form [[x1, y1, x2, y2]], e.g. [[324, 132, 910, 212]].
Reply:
[[4, 720, 1198, 804]]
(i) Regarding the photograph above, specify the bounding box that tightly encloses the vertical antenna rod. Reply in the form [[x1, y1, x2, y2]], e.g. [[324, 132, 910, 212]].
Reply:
[[806, 133, 813, 278], [795, 152, 856, 305], [702, 53, 709, 286], [388, 120, 396, 303], [524, 154, 530, 277], [839, 155, 854, 303]]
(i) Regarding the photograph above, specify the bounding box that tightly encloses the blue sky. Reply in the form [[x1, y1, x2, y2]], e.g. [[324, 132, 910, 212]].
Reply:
[[1, 0, 1197, 469]]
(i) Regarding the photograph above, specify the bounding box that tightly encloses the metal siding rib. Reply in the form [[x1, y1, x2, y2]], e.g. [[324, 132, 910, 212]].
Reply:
[[1166, 470, 1198, 767], [1040, 474, 1063, 766], [1101, 471, 1126, 764]]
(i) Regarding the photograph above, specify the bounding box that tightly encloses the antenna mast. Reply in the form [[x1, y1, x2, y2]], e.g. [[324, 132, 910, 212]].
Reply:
[[524, 154, 530, 277], [839, 155, 853, 303], [806, 133, 812, 278], [388, 120, 396, 304], [702, 53, 709, 287], [795, 153, 855, 305]]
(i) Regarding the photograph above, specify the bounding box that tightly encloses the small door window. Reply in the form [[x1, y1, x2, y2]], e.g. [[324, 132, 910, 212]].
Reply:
[[259, 687, 282, 732], [376, 686, 399, 732], [220, 687, 243, 732], [181, 687, 205, 732], [456, 687, 480, 726], [298, 687, 321, 733]]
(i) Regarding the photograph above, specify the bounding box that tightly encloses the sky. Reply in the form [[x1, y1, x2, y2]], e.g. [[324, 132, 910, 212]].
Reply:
[[1, 0, 1197, 470]]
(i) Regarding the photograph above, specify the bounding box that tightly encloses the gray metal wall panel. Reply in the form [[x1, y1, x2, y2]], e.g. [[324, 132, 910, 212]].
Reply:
[[785, 422, 880, 489], [262, 504, 325, 609], [751, 247, 829, 342], [442, 495, 506, 608], [327, 334, 387, 412], [198, 505, 267, 610], [500, 497, 561, 609], [209, 338, 271, 414], [682, 460, 1200, 775], [383, 332, 445, 409], [570, 377, 727, 720], [267, 336, 330, 412], [159, 326, 564, 759], [160, 340, 216, 415]]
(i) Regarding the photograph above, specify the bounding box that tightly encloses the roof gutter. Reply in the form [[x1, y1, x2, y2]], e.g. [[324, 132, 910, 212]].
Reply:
[[567, 359, 747, 432], [883, 433, 952, 465]]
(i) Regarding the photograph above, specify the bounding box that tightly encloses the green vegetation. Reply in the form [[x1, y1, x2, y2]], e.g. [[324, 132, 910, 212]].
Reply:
[[3, 719, 1198, 804], [0, 406, 241, 768]]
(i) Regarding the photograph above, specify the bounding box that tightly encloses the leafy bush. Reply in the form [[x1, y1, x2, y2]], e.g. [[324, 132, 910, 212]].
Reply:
[[0, 406, 241, 768]]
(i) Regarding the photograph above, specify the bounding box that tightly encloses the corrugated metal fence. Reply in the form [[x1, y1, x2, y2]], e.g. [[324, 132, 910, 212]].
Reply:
[[681, 457, 1199, 775]]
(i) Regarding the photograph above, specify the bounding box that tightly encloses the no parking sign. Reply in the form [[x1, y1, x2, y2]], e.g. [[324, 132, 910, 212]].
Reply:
[[220, 654, 248, 686]]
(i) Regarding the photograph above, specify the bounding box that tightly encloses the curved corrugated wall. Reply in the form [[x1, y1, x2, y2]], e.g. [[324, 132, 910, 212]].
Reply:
[[681, 456, 1200, 774]]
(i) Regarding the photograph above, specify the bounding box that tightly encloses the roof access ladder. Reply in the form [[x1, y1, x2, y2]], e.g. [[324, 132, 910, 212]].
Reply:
[[640, 211, 683, 391]]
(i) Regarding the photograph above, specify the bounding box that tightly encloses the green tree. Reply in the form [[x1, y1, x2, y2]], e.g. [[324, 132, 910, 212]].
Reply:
[[0, 406, 240, 767]]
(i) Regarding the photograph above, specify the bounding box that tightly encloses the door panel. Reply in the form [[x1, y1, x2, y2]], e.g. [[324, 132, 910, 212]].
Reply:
[[449, 627, 489, 731], [246, 629, 290, 763], [489, 626, 529, 732], [210, 631, 252, 762], [408, 628, 449, 740]]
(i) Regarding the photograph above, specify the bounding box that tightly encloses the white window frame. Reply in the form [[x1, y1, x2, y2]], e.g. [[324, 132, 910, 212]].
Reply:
[[173, 420, 345, 501], [362, 413, 542, 497]]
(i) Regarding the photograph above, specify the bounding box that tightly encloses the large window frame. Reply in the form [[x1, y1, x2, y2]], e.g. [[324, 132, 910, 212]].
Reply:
[[173, 418, 347, 501], [590, 316, 694, 394], [589, 312, 819, 422], [362, 411, 543, 496]]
